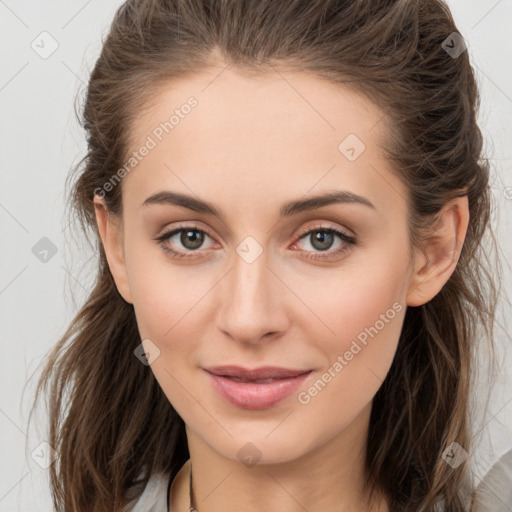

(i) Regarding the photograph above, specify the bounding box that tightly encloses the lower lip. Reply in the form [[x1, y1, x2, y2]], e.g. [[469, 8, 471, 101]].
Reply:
[[205, 370, 312, 410]]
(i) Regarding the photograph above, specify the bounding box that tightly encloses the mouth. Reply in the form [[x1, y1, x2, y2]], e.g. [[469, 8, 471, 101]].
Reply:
[[203, 365, 313, 410], [204, 365, 311, 380]]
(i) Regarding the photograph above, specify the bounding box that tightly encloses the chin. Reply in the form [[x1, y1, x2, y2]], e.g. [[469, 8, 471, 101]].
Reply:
[[201, 428, 311, 467]]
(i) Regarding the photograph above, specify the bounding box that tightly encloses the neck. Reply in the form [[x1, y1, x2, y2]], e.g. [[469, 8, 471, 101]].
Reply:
[[171, 404, 389, 512]]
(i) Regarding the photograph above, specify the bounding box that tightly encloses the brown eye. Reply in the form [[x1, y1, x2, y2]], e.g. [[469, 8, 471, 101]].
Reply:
[[154, 225, 216, 258], [306, 230, 336, 251], [293, 226, 357, 262], [178, 229, 205, 250]]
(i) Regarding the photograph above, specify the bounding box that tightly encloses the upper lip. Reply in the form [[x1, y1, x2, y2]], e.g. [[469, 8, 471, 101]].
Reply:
[[204, 365, 311, 380]]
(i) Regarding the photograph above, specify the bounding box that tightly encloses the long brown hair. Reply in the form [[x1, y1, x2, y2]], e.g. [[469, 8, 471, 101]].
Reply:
[[28, 0, 503, 510]]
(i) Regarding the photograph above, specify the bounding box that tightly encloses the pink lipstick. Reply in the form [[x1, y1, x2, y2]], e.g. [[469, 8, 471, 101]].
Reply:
[[204, 365, 312, 410]]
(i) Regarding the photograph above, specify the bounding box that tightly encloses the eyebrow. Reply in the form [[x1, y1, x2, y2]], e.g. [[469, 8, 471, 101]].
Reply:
[[142, 189, 376, 219]]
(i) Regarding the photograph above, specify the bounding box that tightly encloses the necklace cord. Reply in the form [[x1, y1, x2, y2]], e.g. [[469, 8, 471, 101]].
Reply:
[[188, 463, 196, 511]]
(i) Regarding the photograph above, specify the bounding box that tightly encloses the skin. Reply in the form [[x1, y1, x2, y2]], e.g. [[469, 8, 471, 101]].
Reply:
[[94, 62, 469, 512]]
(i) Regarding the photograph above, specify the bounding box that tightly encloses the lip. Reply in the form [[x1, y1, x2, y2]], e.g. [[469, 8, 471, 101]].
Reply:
[[204, 365, 312, 410], [204, 365, 311, 380]]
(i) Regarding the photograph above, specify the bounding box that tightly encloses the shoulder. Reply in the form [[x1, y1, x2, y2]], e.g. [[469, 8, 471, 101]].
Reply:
[[472, 448, 512, 511], [123, 471, 172, 512]]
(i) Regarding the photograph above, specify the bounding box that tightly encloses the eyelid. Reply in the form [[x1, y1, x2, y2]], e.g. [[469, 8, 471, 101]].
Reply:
[[155, 221, 215, 241], [294, 222, 356, 242]]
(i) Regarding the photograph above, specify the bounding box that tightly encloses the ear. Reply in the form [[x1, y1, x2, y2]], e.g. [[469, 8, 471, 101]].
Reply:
[[93, 194, 133, 304], [406, 195, 469, 307]]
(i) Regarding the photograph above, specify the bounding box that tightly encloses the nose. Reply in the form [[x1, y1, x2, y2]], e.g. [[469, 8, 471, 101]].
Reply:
[[215, 246, 290, 345]]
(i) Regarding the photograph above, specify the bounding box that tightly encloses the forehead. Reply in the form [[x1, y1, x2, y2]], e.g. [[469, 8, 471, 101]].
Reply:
[[129, 66, 386, 151], [122, 66, 408, 217]]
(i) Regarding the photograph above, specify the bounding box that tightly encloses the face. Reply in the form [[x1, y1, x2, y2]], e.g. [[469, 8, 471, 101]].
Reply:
[[98, 66, 420, 465]]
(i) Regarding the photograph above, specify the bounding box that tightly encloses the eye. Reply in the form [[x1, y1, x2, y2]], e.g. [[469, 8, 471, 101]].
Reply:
[[154, 223, 216, 259], [292, 224, 357, 261]]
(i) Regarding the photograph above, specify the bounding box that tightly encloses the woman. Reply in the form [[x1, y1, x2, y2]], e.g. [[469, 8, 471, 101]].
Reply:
[[29, 0, 508, 510]]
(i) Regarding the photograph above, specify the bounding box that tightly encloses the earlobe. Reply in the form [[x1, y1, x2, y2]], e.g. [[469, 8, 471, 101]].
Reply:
[[93, 195, 133, 304], [406, 196, 469, 307]]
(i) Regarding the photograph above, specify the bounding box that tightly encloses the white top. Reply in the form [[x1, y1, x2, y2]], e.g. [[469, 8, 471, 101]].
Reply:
[[124, 450, 512, 511], [123, 471, 171, 512], [472, 449, 512, 511]]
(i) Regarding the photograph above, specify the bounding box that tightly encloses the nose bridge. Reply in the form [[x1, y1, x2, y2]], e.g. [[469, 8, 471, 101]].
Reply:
[[216, 239, 288, 343]]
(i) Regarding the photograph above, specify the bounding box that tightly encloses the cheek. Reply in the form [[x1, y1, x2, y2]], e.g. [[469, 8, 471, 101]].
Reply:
[[299, 279, 405, 405], [130, 270, 208, 350], [289, 246, 409, 417], [124, 224, 205, 338], [328, 277, 405, 362], [130, 269, 210, 417], [290, 247, 409, 356], [291, 283, 406, 452]]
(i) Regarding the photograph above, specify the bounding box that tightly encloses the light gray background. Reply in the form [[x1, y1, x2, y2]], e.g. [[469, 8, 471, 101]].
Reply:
[[1, 1, 511, 510]]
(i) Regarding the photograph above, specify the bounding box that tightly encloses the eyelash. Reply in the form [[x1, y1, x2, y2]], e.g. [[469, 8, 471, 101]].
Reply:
[[153, 222, 357, 261]]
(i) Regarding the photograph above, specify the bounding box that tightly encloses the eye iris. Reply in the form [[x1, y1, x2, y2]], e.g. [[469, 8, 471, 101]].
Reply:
[[310, 230, 334, 251], [181, 229, 204, 249]]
